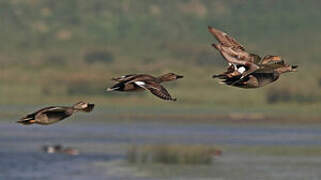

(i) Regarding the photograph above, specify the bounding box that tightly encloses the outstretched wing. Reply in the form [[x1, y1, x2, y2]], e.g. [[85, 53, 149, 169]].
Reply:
[[36, 107, 70, 120], [111, 74, 137, 82], [208, 26, 245, 51], [209, 26, 262, 79], [19, 106, 69, 124], [134, 81, 176, 101], [208, 26, 259, 65], [21, 106, 56, 119]]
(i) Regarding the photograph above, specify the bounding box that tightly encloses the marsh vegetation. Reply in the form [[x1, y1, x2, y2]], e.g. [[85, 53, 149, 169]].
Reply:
[[127, 144, 222, 165]]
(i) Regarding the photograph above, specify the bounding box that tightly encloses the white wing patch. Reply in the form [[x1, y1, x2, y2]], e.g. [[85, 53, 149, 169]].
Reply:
[[134, 81, 149, 90], [134, 81, 145, 86], [48, 107, 63, 111], [237, 66, 246, 74]]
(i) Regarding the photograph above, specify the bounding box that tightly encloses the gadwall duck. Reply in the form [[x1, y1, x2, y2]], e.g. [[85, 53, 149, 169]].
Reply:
[[17, 101, 95, 125], [106, 73, 183, 101], [208, 26, 298, 88], [42, 144, 79, 155], [216, 63, 298, 88], [208, 26, 297, 81]]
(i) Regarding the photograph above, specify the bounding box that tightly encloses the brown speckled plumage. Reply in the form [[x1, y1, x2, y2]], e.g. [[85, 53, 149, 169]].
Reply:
[[107, 73, 183, 101], [17, 101, 95, 125], [209, 26, 298, 88]]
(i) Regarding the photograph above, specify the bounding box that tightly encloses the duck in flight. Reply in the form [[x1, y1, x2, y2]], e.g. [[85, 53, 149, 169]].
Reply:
[[208, 26, 297, 88], [208, 26, 261, 79], [217, 62, 298, 88], [17, 101, 95, 125], [106, 73, 183, 101]]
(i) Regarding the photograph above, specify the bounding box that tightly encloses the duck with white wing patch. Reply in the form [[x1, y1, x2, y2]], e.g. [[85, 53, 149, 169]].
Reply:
[[106, 73, 183, 101]]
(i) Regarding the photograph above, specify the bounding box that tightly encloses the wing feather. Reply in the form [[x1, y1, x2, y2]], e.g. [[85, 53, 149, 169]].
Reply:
[[35, 107, 69, 120], [134, 81, 176, 101], [111, 74, 137, 82], [208, 26, 244, 50]]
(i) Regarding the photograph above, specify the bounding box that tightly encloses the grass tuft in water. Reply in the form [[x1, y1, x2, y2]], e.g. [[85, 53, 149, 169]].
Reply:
[[127, 144, 222, 165]]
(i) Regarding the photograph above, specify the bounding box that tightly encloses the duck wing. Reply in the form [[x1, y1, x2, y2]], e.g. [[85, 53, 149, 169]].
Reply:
[[108, 74, 157, 91], [112, 74, 156, 83], [209, 26, 261, 65], [20, 106, 55, 120], [35, 107, 71, 120], [134, 81, 176, 101], [111, 74, 138, 82], [208, 26, 244, 51], [18, 106, 69, 124]]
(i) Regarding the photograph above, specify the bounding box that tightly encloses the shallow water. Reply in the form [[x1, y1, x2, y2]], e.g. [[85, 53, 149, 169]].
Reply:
[[1, 120, 321, 179]]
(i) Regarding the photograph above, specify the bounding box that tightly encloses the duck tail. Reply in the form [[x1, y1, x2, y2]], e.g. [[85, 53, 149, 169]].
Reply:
[[17, 115, 36, 125], [106, 83, 124, 92], [212, 74, 228, 79], [222, 75, 244, 86], [211, 43, 219, 50], [106, 87, 119, 91]]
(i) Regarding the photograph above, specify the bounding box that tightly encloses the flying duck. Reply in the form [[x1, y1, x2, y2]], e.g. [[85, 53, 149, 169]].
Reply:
[[215, 61, 298, 88], [17, 101, 95, 125], [208, 26, 298, 88], [106, 73, 183, 101], [208, 26, 261, 79]]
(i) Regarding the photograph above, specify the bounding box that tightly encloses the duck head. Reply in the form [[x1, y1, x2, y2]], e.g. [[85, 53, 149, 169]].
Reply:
[[158, 73, 184, 82], [291, 65, 298, 72], [72, 101, 95, 112], [284, 64, 298, 73], [276, 64, 298, 74]]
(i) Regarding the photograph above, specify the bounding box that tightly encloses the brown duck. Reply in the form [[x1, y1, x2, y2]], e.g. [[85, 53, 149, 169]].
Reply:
[[106, 73, 183, 101], [208, 26, 297, 79], [208, 26, 298, 88], [17, 101, 95, 125], [208, 26, 260, 79], [215, 61, 298, 88], [42, 144, 79, 155]]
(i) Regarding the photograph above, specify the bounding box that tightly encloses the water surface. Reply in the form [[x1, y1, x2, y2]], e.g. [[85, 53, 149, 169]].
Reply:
[[1, 121, 321, 180]]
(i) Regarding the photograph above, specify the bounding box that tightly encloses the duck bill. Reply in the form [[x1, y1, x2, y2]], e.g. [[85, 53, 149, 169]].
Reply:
[[291, 65, 298, 72], [82, 104, 95, 112], [176, 75, 184, 79]]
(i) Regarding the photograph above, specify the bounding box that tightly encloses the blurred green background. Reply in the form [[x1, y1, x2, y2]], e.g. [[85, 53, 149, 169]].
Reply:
[[1, 0, 320, 121]]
